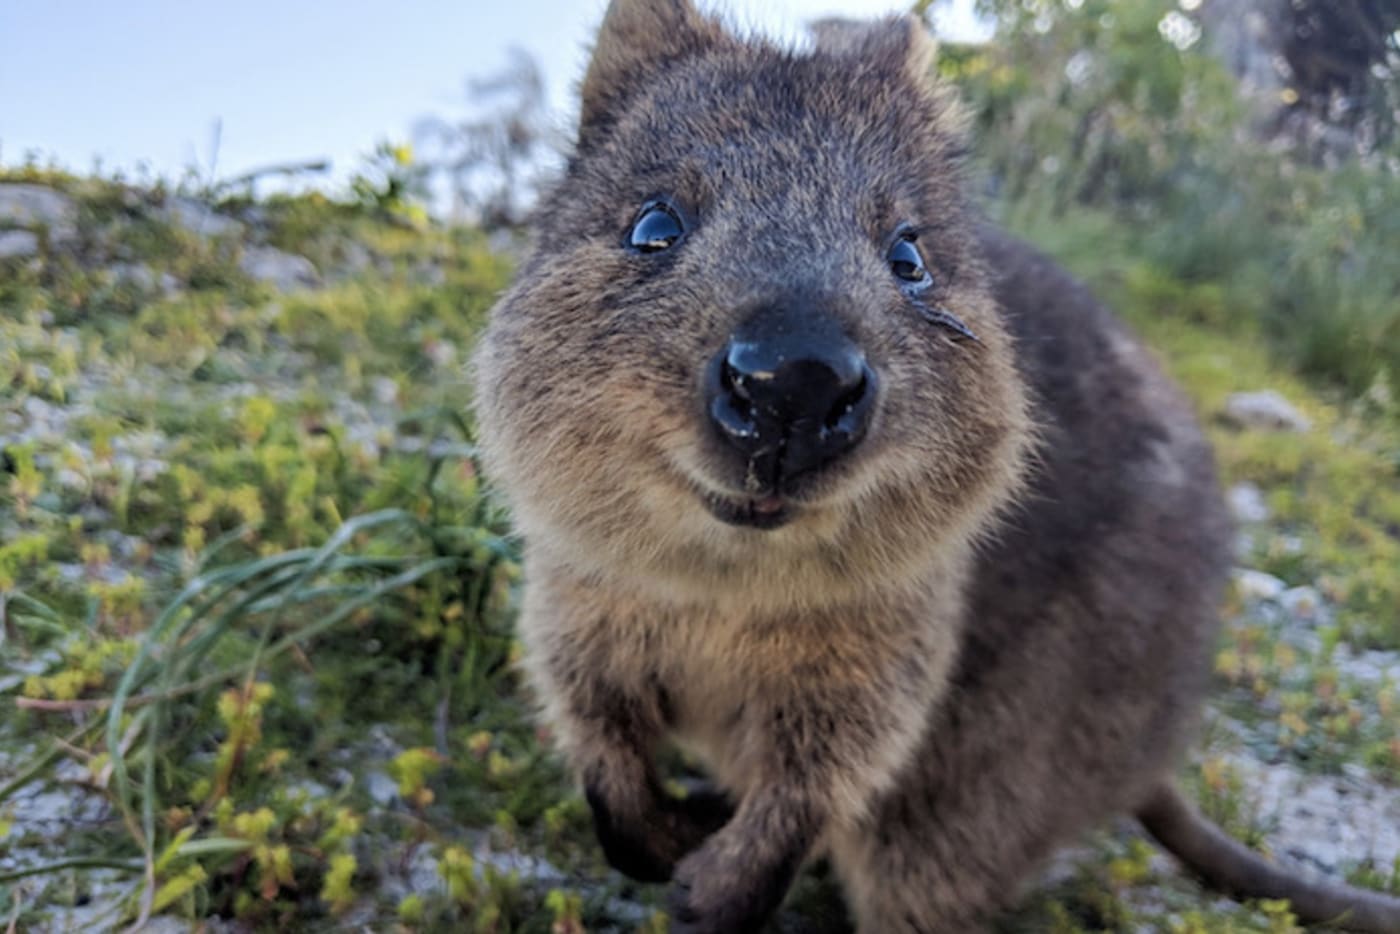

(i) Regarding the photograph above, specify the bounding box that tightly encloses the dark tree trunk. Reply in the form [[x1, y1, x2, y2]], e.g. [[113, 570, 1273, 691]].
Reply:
[[1201, 0, 1400, 155], [1280, 0, 1399, 112]]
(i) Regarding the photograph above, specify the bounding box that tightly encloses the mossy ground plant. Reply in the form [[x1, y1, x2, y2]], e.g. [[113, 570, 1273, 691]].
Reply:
[[0, 171, 579, 930]]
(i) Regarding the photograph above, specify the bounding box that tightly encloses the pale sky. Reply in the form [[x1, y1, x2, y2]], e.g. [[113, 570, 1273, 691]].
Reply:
[[0, 1, 987, 187]]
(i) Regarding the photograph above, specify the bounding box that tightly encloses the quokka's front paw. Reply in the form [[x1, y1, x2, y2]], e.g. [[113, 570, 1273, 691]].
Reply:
[[587, 787, 682, 882], [659, 783, 735, 853], [588, 781, 736, 883], [666, 836, 798, 934]]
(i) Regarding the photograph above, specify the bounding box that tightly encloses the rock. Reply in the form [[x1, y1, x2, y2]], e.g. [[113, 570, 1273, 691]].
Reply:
[[1222, 391, 1312, 432], [163, 196, 243, 238], [1278, 585, 1324, 621], [372, 376, 400, 406], [1233, 568, 1287, 602], [0, 229, 39, 258], [1233, 529, 1255, 560], [1226, 482, 1269, 523], [423, 338, 457, 369], [239, 246, 320, 291], [1218, 753, 1400, 879], [56, 468, 87, 491], [0, 183, 77, 237], [131, 919, 197, 934], [365, 771, 399, 806], [283, 778, 332, 801], [107, 262, 180, 295], [1334, 646, 1400, 687], [329, 239, 375, 281]]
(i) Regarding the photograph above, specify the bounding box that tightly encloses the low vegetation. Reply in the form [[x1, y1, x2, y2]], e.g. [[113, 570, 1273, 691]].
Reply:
[[3, 1, 1399, 929]]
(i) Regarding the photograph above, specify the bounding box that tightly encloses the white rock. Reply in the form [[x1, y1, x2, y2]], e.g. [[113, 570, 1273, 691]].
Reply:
[[479, 847, 567, 886], [1226, 482, 1269, 523], [239, 246, 320, 291], [1278, 585, 1324, 621], [372, 376, 400, 406], [1223, 390, 1312, 432], [1233, 568, 1287, 601], [107, 261, 179, 295], [0, 229, 39, 258], [0, 183, 77, 235], [1219, 753, 1400, 879], [131, 919, 195, 934], [163, 196, 243, 237], [336, 240, 375, 277], [1334, 646, 1400, 687], [424, 338, 457, 369], [283, 778, 332, 801], [1233, 529, 1255, 559], [56, 468, 87, 491], [365, 771, 399, 805]]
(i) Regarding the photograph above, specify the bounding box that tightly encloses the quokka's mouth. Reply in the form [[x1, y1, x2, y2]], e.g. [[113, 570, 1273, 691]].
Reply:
[[701, 491, 794, 530]]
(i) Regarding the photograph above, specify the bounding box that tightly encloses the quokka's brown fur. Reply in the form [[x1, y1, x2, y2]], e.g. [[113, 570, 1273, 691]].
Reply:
[[470, 2, 1400, 931]]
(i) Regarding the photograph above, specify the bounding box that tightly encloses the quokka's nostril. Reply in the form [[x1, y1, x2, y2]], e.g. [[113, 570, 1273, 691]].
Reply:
[[719, 355, 744, 399], [718, 357, 757, 420], [825, 371, 869, 429]]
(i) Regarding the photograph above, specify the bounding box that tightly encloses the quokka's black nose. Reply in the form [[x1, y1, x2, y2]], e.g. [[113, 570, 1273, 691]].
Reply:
[[706, 313, 876, 484]]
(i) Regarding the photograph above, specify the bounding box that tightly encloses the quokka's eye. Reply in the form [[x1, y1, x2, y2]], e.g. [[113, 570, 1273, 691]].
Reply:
[[627, 201, 685, 253], [888, 232, 932, 287]]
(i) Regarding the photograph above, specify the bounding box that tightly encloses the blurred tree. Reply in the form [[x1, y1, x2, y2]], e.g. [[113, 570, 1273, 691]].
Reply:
[[937, 0, 1400, 396], [1202, 0, 1400, 154], [957, 0, 1400, 155], [414, 48, 565, 228], [1279, 0, 1400, 120]]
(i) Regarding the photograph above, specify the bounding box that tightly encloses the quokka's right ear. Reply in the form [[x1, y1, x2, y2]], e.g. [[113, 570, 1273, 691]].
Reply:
[[810, 15, 938, 88], [580, 0, 727, 137]]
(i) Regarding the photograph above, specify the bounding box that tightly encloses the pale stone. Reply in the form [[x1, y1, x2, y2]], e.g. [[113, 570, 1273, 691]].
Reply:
[[1223, 391, 1312, 432], [0, 229, 39, 258], [1233, 568, 1287, 602], [1278, 585, 1324, 621], [1227, 482, 1269, 523], [163, 196, 243, 237], [0, 183, 77, 236], [239, 246, 320, 291]]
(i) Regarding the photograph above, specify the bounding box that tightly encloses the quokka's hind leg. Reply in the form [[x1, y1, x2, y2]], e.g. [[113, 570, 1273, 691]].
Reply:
[[827, 768, 1083, 934]]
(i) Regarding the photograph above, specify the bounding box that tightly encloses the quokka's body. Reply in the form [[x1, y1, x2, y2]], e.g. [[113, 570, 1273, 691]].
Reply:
[[471, 2, 1400, 931]]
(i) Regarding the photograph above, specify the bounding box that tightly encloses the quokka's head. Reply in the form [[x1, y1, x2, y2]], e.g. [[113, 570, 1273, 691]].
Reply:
[[473, 0, 1033, 606]]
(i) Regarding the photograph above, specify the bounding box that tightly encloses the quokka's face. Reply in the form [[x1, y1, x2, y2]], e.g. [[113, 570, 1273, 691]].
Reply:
[[473, 8, 1031, 593]]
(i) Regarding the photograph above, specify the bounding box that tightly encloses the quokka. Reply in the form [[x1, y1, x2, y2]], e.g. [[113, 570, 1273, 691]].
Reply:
[[471, 2, 1400, 930]]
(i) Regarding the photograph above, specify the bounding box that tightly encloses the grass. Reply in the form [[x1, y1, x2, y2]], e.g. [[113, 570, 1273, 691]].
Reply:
[[2, 159, 1399, 932], [0, 170, 580, 929]]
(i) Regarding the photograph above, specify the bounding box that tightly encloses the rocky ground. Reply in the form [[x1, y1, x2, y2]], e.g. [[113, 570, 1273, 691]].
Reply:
[[3, 176, 1399, 932]]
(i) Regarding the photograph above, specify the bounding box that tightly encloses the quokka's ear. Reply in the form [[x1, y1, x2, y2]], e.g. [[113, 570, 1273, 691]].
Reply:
[[580, 0, 727, 135], [810, 14, 938, 86]]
